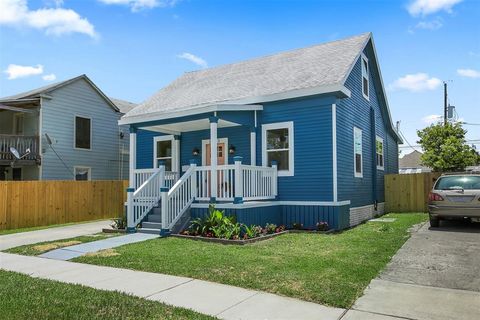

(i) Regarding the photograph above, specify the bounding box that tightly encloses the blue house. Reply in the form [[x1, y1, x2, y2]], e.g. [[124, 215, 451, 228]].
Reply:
[[120, 33, 401, 234]]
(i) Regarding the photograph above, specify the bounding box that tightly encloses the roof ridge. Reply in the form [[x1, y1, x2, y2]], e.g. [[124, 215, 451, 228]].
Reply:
[[183, 32, 371, 75]]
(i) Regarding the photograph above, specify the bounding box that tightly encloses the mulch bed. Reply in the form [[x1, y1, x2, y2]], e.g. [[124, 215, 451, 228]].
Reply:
[[102, 228, 126, 234], [171, 229, 333, 245]]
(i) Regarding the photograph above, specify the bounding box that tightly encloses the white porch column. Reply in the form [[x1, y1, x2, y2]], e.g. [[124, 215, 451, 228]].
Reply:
[[209, 116, 218, 202], [128, 126, 137, 188], [250, 127, 256, 165]]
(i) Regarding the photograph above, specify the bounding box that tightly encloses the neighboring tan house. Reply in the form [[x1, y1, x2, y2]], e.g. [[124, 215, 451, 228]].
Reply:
[[120, 32, 402, 234], [0, 75, 135, 181], [399, 150, 432, 174]]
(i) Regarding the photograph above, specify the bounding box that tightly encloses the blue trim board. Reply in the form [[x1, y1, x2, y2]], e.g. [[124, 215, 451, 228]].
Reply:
[[191, 203, 350, 230]]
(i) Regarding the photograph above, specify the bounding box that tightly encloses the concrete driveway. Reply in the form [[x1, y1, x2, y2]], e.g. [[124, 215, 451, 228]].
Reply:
[[346, 220, 480, 320]]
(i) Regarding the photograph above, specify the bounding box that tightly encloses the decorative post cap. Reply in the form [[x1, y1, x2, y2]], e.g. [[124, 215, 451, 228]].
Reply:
[[158, 160, 165, 166], [189, 159, 197, 165], [160, 187, 169, 192], [233, 156, 243, 162], [209, 116, 219, 123], [129, 126, 137, 133], [126, 187, 135, 192], [271, 160, 278, 166]]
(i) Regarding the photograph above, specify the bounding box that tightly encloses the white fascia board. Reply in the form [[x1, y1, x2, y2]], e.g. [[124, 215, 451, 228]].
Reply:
[[119, 104, 263, 126], [119, 84, 350, 126]]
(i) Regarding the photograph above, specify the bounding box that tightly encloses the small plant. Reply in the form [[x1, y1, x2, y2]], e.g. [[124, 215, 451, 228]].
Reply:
[[316, 221, 329, 231], [265, 223, 277, 234], [276, 225, 286, 233], [111, 216, 127, 230], [292, 222, 303, 230]]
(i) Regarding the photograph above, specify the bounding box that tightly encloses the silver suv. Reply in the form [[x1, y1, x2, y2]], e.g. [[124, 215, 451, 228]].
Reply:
[[428, 174, 480, 227]]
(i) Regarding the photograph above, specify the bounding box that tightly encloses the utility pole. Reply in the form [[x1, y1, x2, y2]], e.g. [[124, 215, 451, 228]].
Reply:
[[444, 81, 448, 125]]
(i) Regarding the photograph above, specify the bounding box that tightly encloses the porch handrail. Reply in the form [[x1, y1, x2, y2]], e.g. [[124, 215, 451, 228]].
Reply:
[[241, 163, 277, 201], [128, 167, 165, 229], [0, 134, 39, 161], [161, 163, 197, 230], [134, 168, 179, 190]]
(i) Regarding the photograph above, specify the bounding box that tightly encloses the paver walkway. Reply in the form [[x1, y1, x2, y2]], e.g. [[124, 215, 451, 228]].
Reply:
[[0, 252, 345, 320], [0, 220, 111, 251], [39, 233, 158, 260]]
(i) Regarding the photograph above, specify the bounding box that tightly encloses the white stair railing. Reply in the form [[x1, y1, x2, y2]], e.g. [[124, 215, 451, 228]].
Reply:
[[134, 169, 179, 189], [161, 163, 197, 230], [127, 166, 165, 231]]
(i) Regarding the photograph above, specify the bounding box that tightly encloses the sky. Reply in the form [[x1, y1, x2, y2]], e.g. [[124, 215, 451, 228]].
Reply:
[[1, 0, 479, 154]]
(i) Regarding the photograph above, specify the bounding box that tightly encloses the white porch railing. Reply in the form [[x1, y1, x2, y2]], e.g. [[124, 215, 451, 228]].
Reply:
[[242, 164, 277, 201], [134, 169, 179, 189], [127, 167, 165, 230], [162, 163, 197, 230]]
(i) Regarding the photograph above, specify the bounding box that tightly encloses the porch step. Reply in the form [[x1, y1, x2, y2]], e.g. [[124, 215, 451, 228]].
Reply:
[[146, 213, 161, 223], [142, 222, 162, 229], [137, 228, 161, 235]]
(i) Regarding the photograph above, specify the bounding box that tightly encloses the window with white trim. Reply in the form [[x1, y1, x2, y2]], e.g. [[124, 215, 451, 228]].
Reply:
[[74, 167, 91, 181], [154, 136, 173, 171], [74, 116, 91, 150], [361, 54, 369, 100], [354, 127, 363, 177], [376, 136, 384, 170], [262, 121, 294, 176]]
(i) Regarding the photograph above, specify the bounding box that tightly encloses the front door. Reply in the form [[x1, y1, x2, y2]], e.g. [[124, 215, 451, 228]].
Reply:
[[204, 142, 227, 198]]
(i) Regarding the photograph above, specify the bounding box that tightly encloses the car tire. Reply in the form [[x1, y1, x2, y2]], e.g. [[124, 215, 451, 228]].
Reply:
[[429, 216, 439, 228]]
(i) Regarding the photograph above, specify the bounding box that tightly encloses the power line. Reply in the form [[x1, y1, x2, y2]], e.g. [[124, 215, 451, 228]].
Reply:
[[398, 129, 420, 152]]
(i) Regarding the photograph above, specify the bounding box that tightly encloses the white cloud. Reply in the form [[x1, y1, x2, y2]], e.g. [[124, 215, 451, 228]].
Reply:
[[407, 0, 463, 16], [422, 114, 442, 124], [415, 18, 443, 30], [98, 0, 178, 12], [4, 64, 44, 80], [457, 68, 480, 79], [389, 73, 442, 92], [0, 0, 97, 38], [42, 73, 56, 81], [177, 52, 208, 68]]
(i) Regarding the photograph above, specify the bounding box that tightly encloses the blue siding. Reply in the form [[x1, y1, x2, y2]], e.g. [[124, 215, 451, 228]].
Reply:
[[258, 96, 335, 201], [336, 42, 399, 207], [191, 204, 350, 230], [41, 78, 128, 180]]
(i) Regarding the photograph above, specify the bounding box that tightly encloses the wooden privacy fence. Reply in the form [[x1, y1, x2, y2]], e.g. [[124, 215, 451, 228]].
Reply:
[[385, 173, 441, 213], [0, 180, 128, 230]]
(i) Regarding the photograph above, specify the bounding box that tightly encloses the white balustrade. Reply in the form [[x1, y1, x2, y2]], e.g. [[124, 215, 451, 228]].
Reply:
[[242, 164, 277, 201]]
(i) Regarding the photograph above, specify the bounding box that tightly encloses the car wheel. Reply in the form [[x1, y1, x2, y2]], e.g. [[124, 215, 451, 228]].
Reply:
[[429, 216, 439, 228]]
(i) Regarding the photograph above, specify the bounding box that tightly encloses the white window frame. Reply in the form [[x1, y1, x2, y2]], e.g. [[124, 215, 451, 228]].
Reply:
[[73, 115, 92, 151], [376, 136, 385, 170], [361, 54, 369, 101], [74, 166, 91, 181], [153, 135, 178, 172], [353, 127, 363, 178], [201, 138, 229, 166], [262, 121, 294, 177]]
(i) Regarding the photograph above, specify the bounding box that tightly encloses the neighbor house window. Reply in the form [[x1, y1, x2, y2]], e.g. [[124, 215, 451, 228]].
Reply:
[[75, 167, 91, 181], [75, 116, 91, 149], [376, 136, 384, 170], [154, 136, 173, 171], [361, 54, 369, 100], [262, 121, 294, 176], [354, 127, 363, 177]]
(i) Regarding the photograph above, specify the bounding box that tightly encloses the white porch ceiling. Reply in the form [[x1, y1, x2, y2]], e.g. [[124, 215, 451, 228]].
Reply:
[[140, 118, 240, 134]]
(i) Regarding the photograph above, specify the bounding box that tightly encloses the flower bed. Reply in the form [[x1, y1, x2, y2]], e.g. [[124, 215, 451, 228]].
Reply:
[[177, 205, 331, 245]]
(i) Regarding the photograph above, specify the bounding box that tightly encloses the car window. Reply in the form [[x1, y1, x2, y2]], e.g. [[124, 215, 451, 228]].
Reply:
[[434, 176, 480, 190]]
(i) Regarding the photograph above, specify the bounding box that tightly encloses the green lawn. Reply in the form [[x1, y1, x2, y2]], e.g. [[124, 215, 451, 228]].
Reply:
[[0, 271, 215, 320], [5, 233, 119, 256], [75, 213, 427, 308]]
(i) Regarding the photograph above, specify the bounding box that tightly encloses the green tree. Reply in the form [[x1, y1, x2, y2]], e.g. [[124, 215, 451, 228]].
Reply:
[[417, 123, 479, 172]]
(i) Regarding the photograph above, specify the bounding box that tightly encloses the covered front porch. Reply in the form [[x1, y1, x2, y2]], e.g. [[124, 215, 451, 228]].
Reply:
[[125, 105, 279, 234]]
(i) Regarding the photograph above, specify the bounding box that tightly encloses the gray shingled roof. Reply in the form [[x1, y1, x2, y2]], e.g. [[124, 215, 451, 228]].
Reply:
[[125, 33, 371, 119], [110, 98, 137, 114]]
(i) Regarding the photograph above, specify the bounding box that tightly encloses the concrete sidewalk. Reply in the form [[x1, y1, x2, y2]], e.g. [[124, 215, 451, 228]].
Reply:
[[0, 252, 345, 320], [39, 233, 158, 260], [0, 220, 111, 251]]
